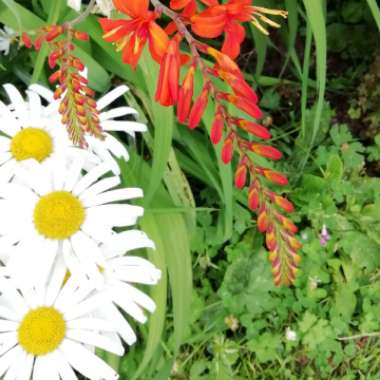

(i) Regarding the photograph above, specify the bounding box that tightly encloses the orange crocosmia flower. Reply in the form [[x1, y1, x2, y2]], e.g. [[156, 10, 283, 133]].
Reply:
[[192, 0, 287, 59], [99, 0, 169, 69], [155, 38, 181, 106]]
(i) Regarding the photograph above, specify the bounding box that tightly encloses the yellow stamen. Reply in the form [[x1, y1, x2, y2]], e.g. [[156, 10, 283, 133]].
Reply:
[[253, 6, 288, 18], [103, 25, 124, 39], [11, 127, 53, 162], [133, 37, 141, 55], [251, 19, 270, 35], [34, 191, 85, 240], [18, 307, 66, 356]]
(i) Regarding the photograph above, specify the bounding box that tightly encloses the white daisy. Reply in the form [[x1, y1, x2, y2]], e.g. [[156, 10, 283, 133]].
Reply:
[[67, 0, 114, 16], [29, 83, 146, 174], [0, 84, 99, 183], [67, 230, 161, 345], [0, 26, 16, 55], [0, 261, 122, 380], [0, 159, 144, 287]]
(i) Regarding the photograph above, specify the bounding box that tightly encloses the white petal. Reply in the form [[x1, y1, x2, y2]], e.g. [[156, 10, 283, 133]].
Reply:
[[16, 353, 34, 380], [66, 330, 124, 356], [86, 204, 143, 228], [102, 120, 147, 134], [67, 317, 115, 332], [0, 346, 22, 378], [111, 281, 156, 312], [4, 349, 26, 380], [0, 101, 20, 136], [81, 188, 143, 208], [33, 355, 60, 380], [50, 350, 78, 380], [0, 332, 17, 355], [101, 230, 155, 258], [96, 303, 136, 346], [26, 90, 42, 125], [60, 339, 119, 380], [0, 320, 18, 333], [72, 163, 111, 196], [64, 292, 106, 321], [3, 84, 27, 123], [99, 106, 138, 121], [110, 290, 147, 324], [102, 134, 129, 161], [28, 84, 54, 103], [97, 85, 129, 110], [79, 176, 120, 200]]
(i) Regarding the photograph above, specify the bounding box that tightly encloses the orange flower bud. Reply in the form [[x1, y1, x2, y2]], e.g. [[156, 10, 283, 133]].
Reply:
[[236, 120, 271, 139], [34, 36, 43, 51], [263, 169, 288, 186], [234, 163, 247, 189], [266, 226, 277, 251], [222, 93, 262, 119], [73, 30, 89, 41], [177, 65, 195, 123], [221, 136, 233, 164], [248, 187, 260, 210], [45, 26, 63, 42], [274, 195, 294, 213], [155, 39, 181, 106], [48, 70, 61, 84], [188, 85, 209, 129], [22, 32, 32, 48], [249, 143, 282, 160], [210, 111, 224, 145], [257, 209, 268, 232]]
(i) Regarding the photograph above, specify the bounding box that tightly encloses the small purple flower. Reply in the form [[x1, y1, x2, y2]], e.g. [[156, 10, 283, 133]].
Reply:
[[319, 224, 331, 247]]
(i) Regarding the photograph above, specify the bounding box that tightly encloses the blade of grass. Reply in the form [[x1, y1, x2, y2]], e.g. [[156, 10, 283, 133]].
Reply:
[[367, 0, 380, 31], [298, 1, 327, 172]]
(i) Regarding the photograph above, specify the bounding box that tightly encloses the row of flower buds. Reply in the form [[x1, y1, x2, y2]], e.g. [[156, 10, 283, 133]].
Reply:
[[23, 25, 103, 147], [151, 25, 301, 285]]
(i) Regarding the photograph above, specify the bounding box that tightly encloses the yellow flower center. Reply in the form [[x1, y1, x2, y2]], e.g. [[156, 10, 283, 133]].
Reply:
[[18, 307, 66, 356], [10, 127, 53, 162], [34, 191, 85, 240]]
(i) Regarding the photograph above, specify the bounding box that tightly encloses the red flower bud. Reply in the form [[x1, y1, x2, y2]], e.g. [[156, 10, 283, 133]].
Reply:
[[155, 38, 181, 106], [257, 209, 268, 232], [248, 187, 260, 210], [263, 170, 288, 186], [221, 136, 233, 164], [188, 85, 209, 129], [73, 30, 89, 41], [48, 70, 61, 84], [45, 26, 63, 42], [249, 143, 282, 160], [177, 65, 195, 123], [236, 120, 271, 140], [21, 32, 32, 48], [234, 163, 247, 189], [274, 195, 294, 213], [210, 112, 224, 145]]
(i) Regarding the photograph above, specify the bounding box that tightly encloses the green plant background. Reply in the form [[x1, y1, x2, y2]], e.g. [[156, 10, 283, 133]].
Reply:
[[0, 0, 380, 378]]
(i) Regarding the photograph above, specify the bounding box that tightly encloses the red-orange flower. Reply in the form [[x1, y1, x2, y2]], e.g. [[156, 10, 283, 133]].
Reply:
[[99, 0, 169, 69], [177, 64, 195, 122], [155, 38, 181, 106], [192, 0, 287, 59]]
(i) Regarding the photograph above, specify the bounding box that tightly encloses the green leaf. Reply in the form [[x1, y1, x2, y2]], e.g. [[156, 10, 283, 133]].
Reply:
[[325, 154, 344, 181]]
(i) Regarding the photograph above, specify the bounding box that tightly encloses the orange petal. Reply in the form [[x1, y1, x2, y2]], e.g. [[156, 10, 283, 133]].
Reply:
[[113, 0, 149, 17], [148, 21, 169, 63], [191, 6, 227, 38]]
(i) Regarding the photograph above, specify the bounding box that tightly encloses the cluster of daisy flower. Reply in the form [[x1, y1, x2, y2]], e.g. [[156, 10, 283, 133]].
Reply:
[[0, 83, 160, 379]]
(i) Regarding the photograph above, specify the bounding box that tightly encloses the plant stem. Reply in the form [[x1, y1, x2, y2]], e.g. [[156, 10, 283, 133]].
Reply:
[[66, 0, 97, 28]]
